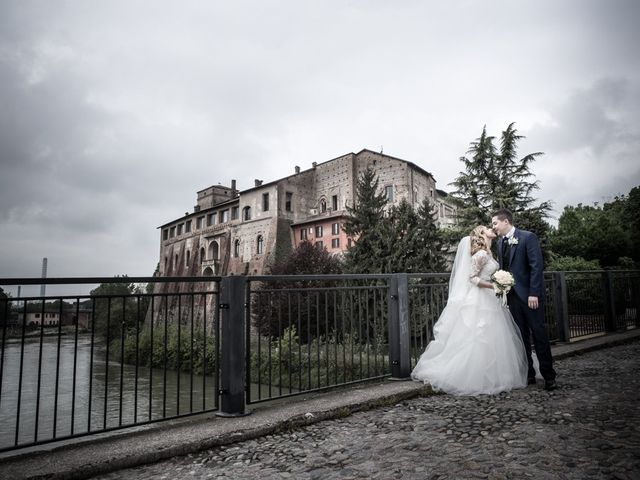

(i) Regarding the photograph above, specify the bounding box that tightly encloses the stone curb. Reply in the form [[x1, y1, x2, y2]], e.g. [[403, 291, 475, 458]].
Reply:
[[0, 329, 638, 479]]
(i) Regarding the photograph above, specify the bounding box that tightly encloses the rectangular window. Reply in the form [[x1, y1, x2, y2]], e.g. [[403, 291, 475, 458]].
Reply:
[[347, 238, 353, 248], [315, 241, 323, 249], [185, 220, 192, 233], [331, 238, 340, 249], [300, 229, 308, 240], [332, 195, 338, 211], [207, 213, 215, 226], [285, 192, 293, 212], [163, 229, 169, 240], [177, 223, 183, 236], [220, 210, 229, 223], [170, 226, 176, 238], [315, 226, 323, 237], [262, 193, 269, 211], [231, 206, 239, 220], [385, 185, 394, 202], [332, 223, 340, 235], [197, 216, 204, 229]]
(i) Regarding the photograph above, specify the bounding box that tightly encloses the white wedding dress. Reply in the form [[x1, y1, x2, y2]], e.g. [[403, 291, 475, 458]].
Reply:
[[411, 238, 528, 395]]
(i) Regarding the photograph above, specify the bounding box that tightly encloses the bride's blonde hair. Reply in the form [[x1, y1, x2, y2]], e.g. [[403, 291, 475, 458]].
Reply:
[[470, 225, 489, 256]]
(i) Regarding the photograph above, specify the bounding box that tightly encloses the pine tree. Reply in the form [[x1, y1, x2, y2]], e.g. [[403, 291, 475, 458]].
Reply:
[[449, 123, 551, 242], [343, 167, 392, 273]]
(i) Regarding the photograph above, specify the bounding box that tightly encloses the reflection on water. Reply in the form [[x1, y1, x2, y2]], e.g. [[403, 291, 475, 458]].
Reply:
[[0, 333, 217, 449]]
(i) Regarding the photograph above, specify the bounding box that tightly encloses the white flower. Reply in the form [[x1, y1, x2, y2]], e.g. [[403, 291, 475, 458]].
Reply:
[[491, 270, 516, 306], [508, 236, 519, 246]]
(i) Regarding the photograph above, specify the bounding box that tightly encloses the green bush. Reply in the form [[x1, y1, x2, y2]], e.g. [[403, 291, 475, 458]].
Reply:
[[109, 323, 217, 375]]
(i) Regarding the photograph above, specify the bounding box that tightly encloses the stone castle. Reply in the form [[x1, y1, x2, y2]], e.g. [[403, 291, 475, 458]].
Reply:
[[158, 149, 456, 278]]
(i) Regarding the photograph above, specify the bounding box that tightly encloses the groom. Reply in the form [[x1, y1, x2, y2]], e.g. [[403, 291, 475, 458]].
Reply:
[[492, 208, 557, 391]]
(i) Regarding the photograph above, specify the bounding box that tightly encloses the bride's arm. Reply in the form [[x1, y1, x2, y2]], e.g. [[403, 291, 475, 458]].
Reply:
[[469, 251, 493, 289]]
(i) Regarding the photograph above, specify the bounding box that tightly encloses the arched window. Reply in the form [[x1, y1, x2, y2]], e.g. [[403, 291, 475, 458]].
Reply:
[[203, 267, 214, 276], [174, 254, 179, 269], [243, 206, 251, 221], [208, 241, 219, 260], [199, 247, 205, 263], [257, 235, 264, 254], [320, 198, 327, 213], [186, 250, 190, 266], [164, 256, 168, 272], [234, 239, 240, 258]]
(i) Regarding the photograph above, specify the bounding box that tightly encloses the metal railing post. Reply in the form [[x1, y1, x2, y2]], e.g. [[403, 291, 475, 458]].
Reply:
[[388, 273, 411, 380], [217, 275, 251, 417], [602, 271, 617, 332], [553, 272, 571, 342]]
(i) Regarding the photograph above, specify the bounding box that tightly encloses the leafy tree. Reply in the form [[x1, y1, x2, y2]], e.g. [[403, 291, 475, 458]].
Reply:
[[449, 123, 552, 244], [546, 255, 601, 271], [343, 167, 393, 273], [388, 198, 446, 273], [549, 186, 640, 267], [90, 277, 147, 342], [252, 241, 343, 340]]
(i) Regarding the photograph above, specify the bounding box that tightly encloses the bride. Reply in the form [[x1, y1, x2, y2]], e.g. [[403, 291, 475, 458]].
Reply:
[[411, 226, 528, 395]]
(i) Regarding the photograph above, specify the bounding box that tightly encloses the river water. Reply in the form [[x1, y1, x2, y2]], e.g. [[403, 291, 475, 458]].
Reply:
[[0, 333, 217, 450]]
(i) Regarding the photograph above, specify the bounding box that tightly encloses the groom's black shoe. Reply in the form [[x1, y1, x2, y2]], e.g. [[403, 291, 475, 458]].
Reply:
[[544, 379, 557, 391], [527, 377, 537, 385]]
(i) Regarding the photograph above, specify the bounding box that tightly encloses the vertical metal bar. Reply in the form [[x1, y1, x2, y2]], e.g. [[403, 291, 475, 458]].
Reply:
[[119, 296, 125, 426], [373, 288, 378, 375], [349, 288, 354, 382], [316, 291, 320, 389], [306, 292, 311, 390], [15, 301, 28, 446], [336, 290, 340, 384], [190, 291, 194, 413], [341, 290, 346, 383], [217, 275, 249, 416], [553, 272, 570, 342], [148, 295, 154, 421], [256, 291, 262, 401], [88, 298, 96, 432], [268, 290, 273, 399], [0, 296, 8, 404], [288, 293, 293, 395], [202, 291, 207, 411], [365, 288, 370, 378], [162, 295, 168, 418], [177, 294, 182, 415], [134, 295, 140, 424], [278, 292, 282, 397], [34, 299, 46, 442], [71, 298, 79, 435], [297, 292, 302, 392], [324, 290, 329, 388], [244, 284, 251, 405], [603, 271, 617, 332], [104, 297, 111, 429], [53, 298, 63, 438]]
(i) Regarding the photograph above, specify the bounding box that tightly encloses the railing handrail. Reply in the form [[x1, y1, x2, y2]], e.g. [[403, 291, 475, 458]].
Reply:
[[0, 276, 222, 286]]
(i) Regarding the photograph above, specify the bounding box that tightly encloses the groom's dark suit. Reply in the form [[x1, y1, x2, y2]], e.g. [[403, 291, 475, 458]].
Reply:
[[498, 228, 556, 382]]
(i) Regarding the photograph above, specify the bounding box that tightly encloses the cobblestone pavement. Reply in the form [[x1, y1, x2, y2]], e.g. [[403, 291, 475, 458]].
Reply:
[[95, 342, 640, 480]]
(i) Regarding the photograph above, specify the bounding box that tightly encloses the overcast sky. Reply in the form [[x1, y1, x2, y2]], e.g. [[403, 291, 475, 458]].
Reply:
[[1, 0, 639, 294]]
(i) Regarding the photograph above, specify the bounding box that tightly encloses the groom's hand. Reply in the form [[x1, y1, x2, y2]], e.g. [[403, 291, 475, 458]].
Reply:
[[528, 296, 539, 309]]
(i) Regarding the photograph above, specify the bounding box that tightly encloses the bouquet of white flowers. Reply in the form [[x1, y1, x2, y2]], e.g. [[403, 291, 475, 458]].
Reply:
[[491, 270, 515, 306]]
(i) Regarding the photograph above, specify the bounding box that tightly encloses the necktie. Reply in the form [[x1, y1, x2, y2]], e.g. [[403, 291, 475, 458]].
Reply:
[[502, 237, 510, 270]]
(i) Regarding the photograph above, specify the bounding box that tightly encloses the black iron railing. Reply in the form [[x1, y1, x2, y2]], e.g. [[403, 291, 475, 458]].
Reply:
[[0, 276, 220, 452], [246, 275, 392, 404], [0, 269, 638, 452]]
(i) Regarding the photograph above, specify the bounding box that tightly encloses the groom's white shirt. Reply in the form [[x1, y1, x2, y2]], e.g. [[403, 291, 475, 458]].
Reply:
[[504, 226, 516, 239]]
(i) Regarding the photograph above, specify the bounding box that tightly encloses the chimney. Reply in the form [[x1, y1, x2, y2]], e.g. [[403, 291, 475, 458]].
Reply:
[[254, 179, 263, 187], [231, 179, 236, 192], [312, 162, 317, 168], [295, 166, 300, 174]]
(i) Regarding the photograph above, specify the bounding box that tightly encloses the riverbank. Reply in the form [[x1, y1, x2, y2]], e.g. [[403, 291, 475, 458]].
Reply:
[[1, 328, 639, 480]]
